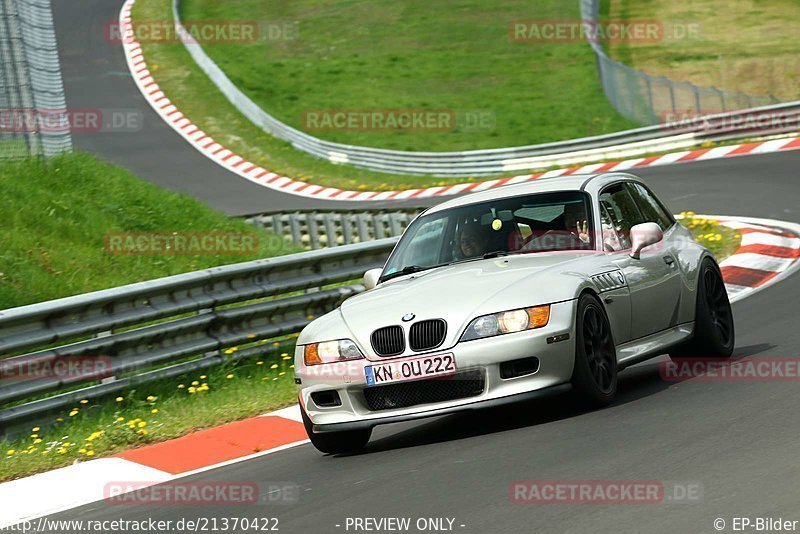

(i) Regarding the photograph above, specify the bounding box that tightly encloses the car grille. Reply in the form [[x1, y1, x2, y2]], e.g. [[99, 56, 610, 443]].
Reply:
[[363, 370, 485, 411], [409, 319, 447, 352], [371, 325, 404, 356]]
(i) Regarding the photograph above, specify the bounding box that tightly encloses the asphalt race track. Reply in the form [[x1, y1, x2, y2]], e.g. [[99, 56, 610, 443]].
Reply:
[[43, 1, 800, 532]]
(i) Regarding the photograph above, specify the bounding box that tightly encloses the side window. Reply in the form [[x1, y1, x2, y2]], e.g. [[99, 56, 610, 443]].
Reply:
[[598, 183, 643, 249], [626, 183, 674, 230]]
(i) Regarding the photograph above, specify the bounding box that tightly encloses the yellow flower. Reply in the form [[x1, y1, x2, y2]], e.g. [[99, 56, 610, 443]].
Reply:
[[256, 361, 264, 365], [32, 427, 40, 432], [115, 397, 124, 402], [69, 410, 79, 417], [200, 375, 206, 380], [279, 372, 285, 376], [6, 450, 14, 455], [137, 429, 149, 436], [191, 381, 199, 386], [30, 434, 38, 438], [226, 374, 234, 379], [85, 450, 95, 457], [281, 353, 288, 357], [57, 448, 67, 454], [282, 355, 291, 360], [146, 396, 156, 402], [289, 364, 294, 369], [79, 448, 87, 454], [151, 409, 159, 414], [116, 416, 125, 422], [138, 421, 147, 428], [247, 333, 256, 339], [33, 439, 42, 444], [188, 387, 197, 394], [56, 418, 63, 422], [270, 364, 278, 369], [80, 399, 88, 404], [272, 342, 280, 347], [178, 384, 185, 389]]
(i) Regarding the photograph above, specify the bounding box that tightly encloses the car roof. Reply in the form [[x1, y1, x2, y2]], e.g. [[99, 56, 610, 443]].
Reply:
[[424, 172, 644, 215]]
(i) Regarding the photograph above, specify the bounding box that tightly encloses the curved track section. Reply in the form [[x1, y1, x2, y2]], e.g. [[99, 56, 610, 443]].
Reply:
[[33, 1, 800, 532]]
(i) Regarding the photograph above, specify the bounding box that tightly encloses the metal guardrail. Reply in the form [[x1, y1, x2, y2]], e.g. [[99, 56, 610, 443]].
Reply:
[[0, 239, 397, 434], [579, 0, 780, 126], [246, 208, 424, 250], [171, 0, 798, 177], [0, 0, 72, 159]]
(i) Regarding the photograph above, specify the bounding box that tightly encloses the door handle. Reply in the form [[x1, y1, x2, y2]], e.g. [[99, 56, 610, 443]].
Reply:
[[663, 256, 675, 266]]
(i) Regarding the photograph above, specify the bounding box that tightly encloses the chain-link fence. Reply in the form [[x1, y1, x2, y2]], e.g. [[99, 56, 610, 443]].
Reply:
[[579, 0, 781, 126], [0, 0, 71, 159]]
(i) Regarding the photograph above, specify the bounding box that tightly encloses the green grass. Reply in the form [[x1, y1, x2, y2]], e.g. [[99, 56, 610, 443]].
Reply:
[[131, 0, 639, 191], [0, 153, 299, 309], [180, 0, 638, 151], [0, 339, 298, 482], [604, 0, 800, 102]]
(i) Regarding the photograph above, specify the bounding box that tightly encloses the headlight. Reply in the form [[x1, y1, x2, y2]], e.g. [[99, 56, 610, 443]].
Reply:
[[461, 305, 550, 341], [303, 339, 364, 365]]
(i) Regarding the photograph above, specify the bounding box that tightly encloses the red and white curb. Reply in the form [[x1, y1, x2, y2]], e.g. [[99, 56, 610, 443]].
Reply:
[[0, 406, 307, 528], [118, 0, 800, 203], [711, 216, 800, 303], [2, 217, 798, 527]]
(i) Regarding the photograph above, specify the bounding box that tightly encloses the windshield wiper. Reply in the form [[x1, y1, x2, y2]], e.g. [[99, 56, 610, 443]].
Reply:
[[379, 265, 433, 283], [482, 250, 510, 259]]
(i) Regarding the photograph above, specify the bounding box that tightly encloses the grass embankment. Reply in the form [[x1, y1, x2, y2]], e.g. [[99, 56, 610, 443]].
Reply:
[[0, 339, 298, 482], [605, 0, 799, 101], [0, 152, 304, 481], [0, 152, 297, 309], [132, 0, 639, 191]]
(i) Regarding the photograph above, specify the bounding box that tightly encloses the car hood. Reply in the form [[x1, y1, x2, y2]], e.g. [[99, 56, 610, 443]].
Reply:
[[340, 252, 594, 356]]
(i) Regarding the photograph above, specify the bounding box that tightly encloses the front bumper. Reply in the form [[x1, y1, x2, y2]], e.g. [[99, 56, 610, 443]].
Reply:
[[296, 299, 578, 432]]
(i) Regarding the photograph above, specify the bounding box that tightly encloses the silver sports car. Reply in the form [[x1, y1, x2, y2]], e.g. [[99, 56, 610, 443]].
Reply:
[[294, 173, 735, 453]]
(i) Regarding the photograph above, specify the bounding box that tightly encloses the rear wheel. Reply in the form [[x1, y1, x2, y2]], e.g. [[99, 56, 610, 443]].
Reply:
[[301, 406, 372, 454], [571, 294, 618, 406], [670, 258, 734, 360]]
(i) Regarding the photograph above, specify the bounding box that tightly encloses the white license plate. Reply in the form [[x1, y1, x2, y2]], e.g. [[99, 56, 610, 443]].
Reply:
[[365, 354, 456, 386]]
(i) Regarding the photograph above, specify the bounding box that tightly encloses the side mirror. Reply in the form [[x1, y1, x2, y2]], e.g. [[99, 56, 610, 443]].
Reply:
[[363, 268, 382, 290], [629, 222, 663, 259]]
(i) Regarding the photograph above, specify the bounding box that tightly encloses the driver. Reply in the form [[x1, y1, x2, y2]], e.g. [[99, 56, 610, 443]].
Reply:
[[562, 202, 590, 244]]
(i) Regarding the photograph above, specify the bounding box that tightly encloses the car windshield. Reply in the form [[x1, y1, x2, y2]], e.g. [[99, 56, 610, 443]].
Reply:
[[381, 191, 595, 281]]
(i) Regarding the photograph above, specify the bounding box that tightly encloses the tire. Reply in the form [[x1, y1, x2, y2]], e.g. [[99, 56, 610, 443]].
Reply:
[[571, 293, 618, 406], [301, 406, 372, 455], [670, 258, 734, 360]]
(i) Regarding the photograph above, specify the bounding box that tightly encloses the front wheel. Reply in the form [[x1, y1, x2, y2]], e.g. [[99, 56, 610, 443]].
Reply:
[[571, 293, 618, 406], [670, 258, 734, 360], [301, 406, 372, 455]]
